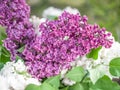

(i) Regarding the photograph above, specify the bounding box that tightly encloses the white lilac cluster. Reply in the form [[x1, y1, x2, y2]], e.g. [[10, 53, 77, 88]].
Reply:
[[0, 60, 40, 90], [42, 6, 80, 18]]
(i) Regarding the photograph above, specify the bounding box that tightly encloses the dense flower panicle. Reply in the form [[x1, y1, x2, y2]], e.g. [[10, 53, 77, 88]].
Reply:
[[4, 21, 35, 60], [0, 0, 36, 60], [23, 11, 113, 80], [4, 38, 17, 60], [6, 21, 35, 43], [0, 0, 30, 26]]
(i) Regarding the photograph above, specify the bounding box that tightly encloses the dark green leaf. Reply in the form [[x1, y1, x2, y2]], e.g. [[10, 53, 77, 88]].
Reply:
[[0, 26, 10, 63], [86, 47, 102, 60], [0, 63, 4, 71]]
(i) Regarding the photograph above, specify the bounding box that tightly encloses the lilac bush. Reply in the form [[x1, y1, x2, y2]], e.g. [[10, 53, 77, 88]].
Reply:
[[0, 0, 113, 80]]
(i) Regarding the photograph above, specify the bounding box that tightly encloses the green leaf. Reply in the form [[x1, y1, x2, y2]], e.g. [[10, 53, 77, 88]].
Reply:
[[90, 75, 120, 90], [109, 57, 120, 76], [47, 15, 58, 20], [69, 82, 89, 90], [17, 46, 25, 53], [59, 87, 69, 90], [16, 55, 22, 60], [0, 63, 4, 71], [40, 82, 56, 90], [25, 84, 41, 90], [0, 53, 10, 63], [0, 26, 10, 63], [44, 75, 60, 89], [69, 83, 89, 90], [25, 83, 56, 90], [66, 67, 85, 82], [0, 26, 6, 42], [89, 65, 106, 84], [86, 47, 102, 60]]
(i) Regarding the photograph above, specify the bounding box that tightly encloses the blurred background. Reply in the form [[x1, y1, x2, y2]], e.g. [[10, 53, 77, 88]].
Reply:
[[27, 0, 120, 41]]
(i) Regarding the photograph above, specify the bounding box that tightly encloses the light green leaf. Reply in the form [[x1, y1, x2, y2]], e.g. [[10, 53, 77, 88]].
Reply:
[[89, 65, 106, 84], [25, 84, 41, 90], [69, 83, 83, 90], [90, 75, 120, 90], [17, 46, 25, 53], [109, 57, 120, 76], [40, 82, 56, 90], [25, 83, 56, 90], [44, 75, 60, 89], [59, 87, 69, 90], [86, 47, 102, 60], [66, 67, 85, 82], [47, 15, 58, 20], [69, 83, 89, 90]]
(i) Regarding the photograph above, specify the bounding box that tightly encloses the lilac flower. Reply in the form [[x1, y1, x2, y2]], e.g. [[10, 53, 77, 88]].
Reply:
[[23, 12, 113, 80], [0, 0, 35, 60], [0, 0, 30, 26]]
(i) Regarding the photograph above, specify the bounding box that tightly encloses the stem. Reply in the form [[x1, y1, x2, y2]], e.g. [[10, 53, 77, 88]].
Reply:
[[80, 70, 89, 83]]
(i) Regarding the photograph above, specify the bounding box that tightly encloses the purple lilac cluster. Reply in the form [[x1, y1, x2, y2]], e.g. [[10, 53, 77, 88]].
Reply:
[[23, 12, 113, 80], [0, 0, 35, 60], [0, 0, 30, 26]]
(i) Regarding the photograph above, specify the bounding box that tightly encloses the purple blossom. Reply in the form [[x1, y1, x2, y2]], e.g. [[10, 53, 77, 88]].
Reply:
[[0, 0, 35, 60], [23, 12, 113, 80], [4, 38, 17, 60], [0, 0, 30, 26]]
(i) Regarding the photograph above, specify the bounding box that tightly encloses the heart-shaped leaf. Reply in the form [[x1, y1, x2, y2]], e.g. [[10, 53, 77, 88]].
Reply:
[[66, 67, 85, 82]]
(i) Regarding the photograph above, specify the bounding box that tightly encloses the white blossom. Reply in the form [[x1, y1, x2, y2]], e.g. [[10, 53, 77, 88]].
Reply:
[[42, 6, 80, 18], [62, 78, 76, 86], [0, 59, 40, 90], [42, 7, 62, 18], [0, 76, 10, 90], [63, 6, 80, 14], [30, 16, 46, 36], [61, 69, 68, 78]]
